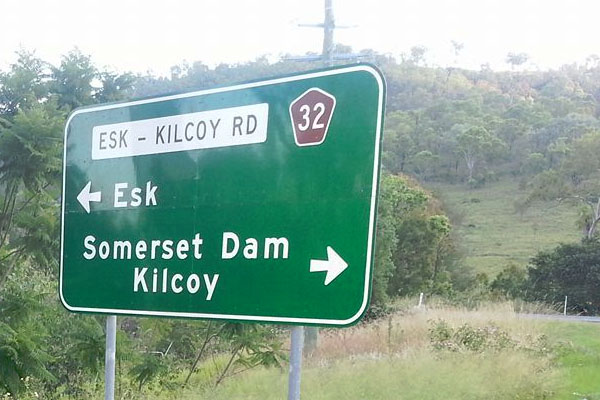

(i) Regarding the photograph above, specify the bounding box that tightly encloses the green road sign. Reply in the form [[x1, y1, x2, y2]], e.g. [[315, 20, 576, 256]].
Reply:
[[60, 65, 385, 326]]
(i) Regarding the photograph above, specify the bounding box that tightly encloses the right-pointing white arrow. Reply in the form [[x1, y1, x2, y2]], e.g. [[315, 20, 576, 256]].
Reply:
[[310, 246, 348, 286], [77, 181, 102, 214]]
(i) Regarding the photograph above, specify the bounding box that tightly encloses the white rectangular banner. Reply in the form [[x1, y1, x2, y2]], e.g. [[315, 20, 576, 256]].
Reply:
[[91, 103, 269, 160]]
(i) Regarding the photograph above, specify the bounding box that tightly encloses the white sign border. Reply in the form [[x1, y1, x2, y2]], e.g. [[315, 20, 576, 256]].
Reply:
[[60, 64, 385, 326]]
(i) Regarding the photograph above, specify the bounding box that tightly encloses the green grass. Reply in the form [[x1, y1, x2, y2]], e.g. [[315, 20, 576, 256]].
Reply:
[[544, 322, 600, 400], [428, 179, 581, 276], [189, 352, 554, 400]]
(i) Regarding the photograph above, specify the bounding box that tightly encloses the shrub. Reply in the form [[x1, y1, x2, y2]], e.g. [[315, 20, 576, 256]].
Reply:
[[428, 319, 514, 353]]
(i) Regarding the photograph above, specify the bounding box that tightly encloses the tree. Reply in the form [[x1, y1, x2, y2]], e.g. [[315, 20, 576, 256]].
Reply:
[[0, 263, 56, 395], [383, 111, 417, 173], [51, 49, 97, 110], [408, 46, 428, 66], [0, 103, 63, 289], [411, 150, 439, 180], [451, 41, 464, 61], [563, 134, 600, 238], [0, 50, 49, 115], [389, 212, 452, 296], [506, 52, 529, 70], [95, 71, 136, 103], [372, 173, 427, 306], [521, 153, 547, 175], [373, 174, 456, 302], [526, 239, 600, 314], [456, 125, 505, 183], [0, 53, 64, 395], [490, 264, 526, 298], [528, 132, 600, 238], [212, 323, 284, 387], [495, 118, 527, 153]]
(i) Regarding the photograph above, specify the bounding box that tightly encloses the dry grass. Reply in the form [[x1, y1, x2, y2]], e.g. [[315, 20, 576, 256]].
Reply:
[[190, 302, 559, 400], [128, 301, 564, 399], [309, 301, 549, 363]]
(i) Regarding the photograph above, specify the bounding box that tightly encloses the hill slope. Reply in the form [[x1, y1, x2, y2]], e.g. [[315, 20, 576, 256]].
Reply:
[[429, 179, 581, 276]]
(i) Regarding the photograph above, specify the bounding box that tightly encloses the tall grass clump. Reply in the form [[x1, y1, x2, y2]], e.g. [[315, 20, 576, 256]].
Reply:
[[183, 302, 560, 400]]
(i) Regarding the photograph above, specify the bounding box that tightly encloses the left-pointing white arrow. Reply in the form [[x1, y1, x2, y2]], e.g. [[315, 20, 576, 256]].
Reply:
[[310, 246, 348, 286], [77, 181, 102, 214]]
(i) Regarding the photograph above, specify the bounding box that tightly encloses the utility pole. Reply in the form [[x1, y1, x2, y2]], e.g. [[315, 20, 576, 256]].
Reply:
[[293, 0, 362, 64], [322, 0, 335, 64], [291, 0, 364, 354]]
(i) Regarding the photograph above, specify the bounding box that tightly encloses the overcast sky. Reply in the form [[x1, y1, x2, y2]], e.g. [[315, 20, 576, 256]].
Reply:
[[3, 0, 599, 76]]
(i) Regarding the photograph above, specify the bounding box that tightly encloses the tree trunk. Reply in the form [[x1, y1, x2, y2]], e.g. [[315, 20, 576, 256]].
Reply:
[[214, 345, 242, 387], [0, 253, 21, 291], [587, 197, 600, 239], [432, 240, 444, 282], [465, 156, 475, 181], [184, 322, 225, 387]]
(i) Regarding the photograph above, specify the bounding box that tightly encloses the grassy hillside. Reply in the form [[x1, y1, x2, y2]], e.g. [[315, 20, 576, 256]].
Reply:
[[138, 302, 600, 400], [428, 179, 581, 276]]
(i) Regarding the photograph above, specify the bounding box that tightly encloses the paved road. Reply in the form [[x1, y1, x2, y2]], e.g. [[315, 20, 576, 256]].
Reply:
[[520, 313, 600, 323]]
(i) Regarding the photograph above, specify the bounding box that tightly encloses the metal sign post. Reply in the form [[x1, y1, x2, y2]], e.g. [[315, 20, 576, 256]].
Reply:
[[288, 326, 305, 400], [104, 315, 117, 400]]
